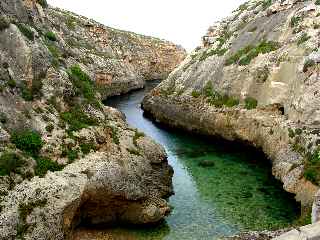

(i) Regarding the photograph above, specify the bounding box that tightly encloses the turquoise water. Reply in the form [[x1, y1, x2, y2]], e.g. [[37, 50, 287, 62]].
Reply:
[[99, 81, 300, 240]]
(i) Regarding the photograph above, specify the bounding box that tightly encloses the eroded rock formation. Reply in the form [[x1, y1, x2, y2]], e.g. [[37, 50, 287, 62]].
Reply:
[[143, 0, 320, 225], [0, 0, 185, 239]]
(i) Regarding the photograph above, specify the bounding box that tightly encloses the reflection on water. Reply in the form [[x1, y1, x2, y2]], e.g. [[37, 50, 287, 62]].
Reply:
[[81, 81, 300, 240]]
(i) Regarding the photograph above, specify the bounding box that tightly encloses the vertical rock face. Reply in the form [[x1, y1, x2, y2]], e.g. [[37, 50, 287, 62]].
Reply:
[[0, 0, 184, 239], [143, 0, 320, 220]]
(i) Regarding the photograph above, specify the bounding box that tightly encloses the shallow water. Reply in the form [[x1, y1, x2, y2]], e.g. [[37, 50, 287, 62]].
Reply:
[[92, 81, 300, 240]]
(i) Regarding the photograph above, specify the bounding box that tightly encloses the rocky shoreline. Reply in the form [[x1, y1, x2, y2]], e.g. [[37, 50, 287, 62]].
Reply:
[[142, 0, 320, 238]]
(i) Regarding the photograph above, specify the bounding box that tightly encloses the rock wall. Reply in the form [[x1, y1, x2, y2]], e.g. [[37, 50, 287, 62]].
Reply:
[[0, 0, 184, 239], [143, 0, 320, 223]]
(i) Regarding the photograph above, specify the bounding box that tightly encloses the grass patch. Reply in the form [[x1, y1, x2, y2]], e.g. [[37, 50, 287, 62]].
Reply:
[[225, 41, 279, 66], [244, 97, 258, 110], [0, 152, 24, 176], [11, 130, 43, 156]]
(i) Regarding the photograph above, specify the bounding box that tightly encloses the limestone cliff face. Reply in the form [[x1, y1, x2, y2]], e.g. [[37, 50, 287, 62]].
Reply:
[[0, 0, 184, 239], [143, 0, 320, 215]]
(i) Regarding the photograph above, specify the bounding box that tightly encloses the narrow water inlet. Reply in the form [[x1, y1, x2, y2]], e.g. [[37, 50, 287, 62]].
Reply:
[[74, 80, 301, 240]]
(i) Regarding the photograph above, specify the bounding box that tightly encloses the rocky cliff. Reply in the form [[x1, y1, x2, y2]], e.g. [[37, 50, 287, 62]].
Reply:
[[143, 0, 320, 225], [0, 0, 185, 239]]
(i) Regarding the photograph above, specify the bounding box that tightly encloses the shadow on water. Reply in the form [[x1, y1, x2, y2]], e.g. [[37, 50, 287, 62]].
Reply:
[[88, 80, 301, 240]]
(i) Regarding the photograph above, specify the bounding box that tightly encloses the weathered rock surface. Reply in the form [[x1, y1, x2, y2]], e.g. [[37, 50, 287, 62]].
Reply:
[[142, 0, 320, 232], [0, 0, 184, 239]]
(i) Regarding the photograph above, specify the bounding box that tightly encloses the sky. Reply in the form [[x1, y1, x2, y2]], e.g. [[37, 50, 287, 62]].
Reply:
[[47, 0, 246, 52]]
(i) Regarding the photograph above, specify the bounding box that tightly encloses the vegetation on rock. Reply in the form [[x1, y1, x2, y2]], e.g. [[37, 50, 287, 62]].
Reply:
[[16, 23, 34, 41], [225, 41, 279, 66], [0, 16, 10, 31], [0, 152, 24, 176], [11, 130, 43, 156], [244, 97, 258, 110], [60, 106, 98, 134]]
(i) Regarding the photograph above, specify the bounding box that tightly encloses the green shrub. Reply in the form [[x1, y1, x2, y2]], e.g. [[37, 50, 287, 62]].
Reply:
[[60, 106, 98, 133], [225, 41, 279, 66], [80, 143, 96, 155], [0, 152, 24, 176], [66, 149, 79, 162], [66, 16, 76, 30], [288, 128, 295, 138], [303, 59, 315, 72], [67, 65, 96, 103], [7, 79, 16, 88], [11, 130, 43, 156], [290, 16, 301, 28], [303, 148, 320, 184], [0, 15, 10, 31], [45, 124, 54, 133], [262, 0, 272, 10], [35, 157, 63, 177], [191, 90, 201, 98], [37, 0, 48, 8], [203, 81, 215, 98], [20, 82, 34, 101], [297, 33, 311, 45], [208, 94, 239, 108], [316, 0, 320, 5], [45, 31, 57, 41], [224, 96, 240, 107], [244, 97, 258, 110], [16, 23, 34, 41]]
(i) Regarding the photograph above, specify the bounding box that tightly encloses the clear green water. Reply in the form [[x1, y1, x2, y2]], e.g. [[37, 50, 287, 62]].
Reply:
[[100, 81, 300, 240]]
